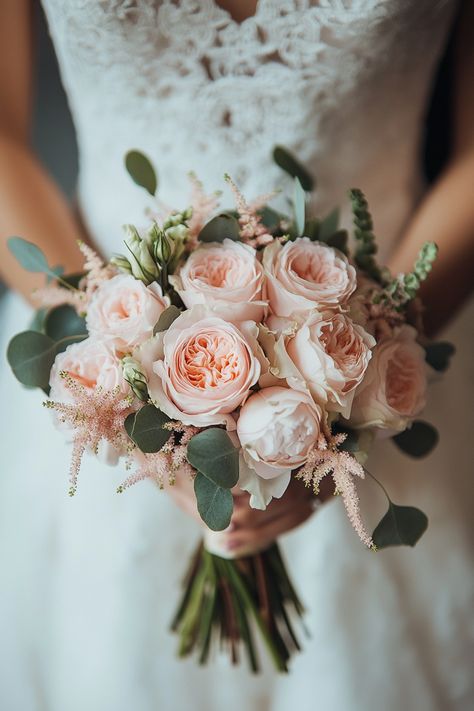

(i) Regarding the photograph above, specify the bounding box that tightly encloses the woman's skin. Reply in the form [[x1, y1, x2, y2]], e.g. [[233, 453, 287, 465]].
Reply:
[[0, 1, 472, 552]]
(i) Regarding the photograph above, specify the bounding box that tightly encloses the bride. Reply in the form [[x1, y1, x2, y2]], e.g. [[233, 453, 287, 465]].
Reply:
[[0, 1, 473, 709]]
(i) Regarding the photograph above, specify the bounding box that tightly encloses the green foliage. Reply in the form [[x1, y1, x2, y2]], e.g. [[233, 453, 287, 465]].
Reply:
[[124, 404, 171, 453], [44, 305, 87, 341], [372, 502, 428, 548], [272, 146, 314, 191], [124, 150, 158, 196], [29, 308, 48, 333], [187, 428, 239, 488], [392, 421, 439, 458], [348, 189, 383, 282], [424, 341, 455, 372], [258, 206, 284, 231], [198, 214, 240, 243], [153, 305, 181, 334], [7, 331, 85, 391], [326, 230, 349, 253], [318, 207, 340, 242], [332, 423, 360, 452], [7, 237, 66, 282], [293, 178, 306, 238], [193, 473, 234, 531], [384, 242, 438, 306]]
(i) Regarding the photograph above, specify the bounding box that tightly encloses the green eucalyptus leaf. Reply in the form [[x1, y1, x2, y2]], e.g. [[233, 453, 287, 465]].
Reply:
[[198, 214, 240, 243], [47, 265, 65, 284], [7, 237, 59, 280], [304, 218, 320, 241], [293, 178, 306, 238], [125, 150, 158, 196], [332, 423, 359, 452], [153, 305, 181, 334], [187, 428, 239, 488], [372, 502, 428, 548], [6, 331, 84, 390], [29, 308, 48, 334], [392, 421, 439, 458], [44, 305, 87, 341], [124, 404, 171, 453], [326, 229, 349, 254], [318, 208, 340, 242], [60, 271, 86, 289], [258, 206, 284, 230], [424, 342, 455, 372], [194, 473, 233, 531], [272, 146, 314, 191]]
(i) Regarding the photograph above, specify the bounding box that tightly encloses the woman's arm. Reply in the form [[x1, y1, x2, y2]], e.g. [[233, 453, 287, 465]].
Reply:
[[0, 1, 86, 303], [388, 0, 474, 335]]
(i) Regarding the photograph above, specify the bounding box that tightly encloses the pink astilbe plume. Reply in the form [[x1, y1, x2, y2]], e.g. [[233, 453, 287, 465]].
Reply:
[[224, 174, 274, 248], [117, 422, 199, 492], [186, 172, 221, 249], [32, 285, 86, 313], [44, 373, 134, 496], [297, 432, 375, 549], [77, 240, 116, 302], [33, 241, 115, 316]]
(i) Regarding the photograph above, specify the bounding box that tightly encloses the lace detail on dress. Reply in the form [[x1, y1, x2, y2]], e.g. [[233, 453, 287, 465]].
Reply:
[[40, 0, 457, 260]]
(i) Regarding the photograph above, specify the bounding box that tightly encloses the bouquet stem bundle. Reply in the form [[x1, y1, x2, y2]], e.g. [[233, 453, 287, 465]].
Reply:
[[171, 542, 305, 672]]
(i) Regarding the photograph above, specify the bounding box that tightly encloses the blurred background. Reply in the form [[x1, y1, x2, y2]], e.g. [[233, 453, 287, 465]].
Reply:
[[33, 5, 77, 198]]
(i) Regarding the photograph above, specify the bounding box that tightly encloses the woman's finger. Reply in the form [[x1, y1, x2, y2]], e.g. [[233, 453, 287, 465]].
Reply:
[[226, 503, 314, 553]]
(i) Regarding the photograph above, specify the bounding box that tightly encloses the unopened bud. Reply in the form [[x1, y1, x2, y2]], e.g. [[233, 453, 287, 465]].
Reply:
[[122, 356, 149, 401], [110, 254, 133, 274]]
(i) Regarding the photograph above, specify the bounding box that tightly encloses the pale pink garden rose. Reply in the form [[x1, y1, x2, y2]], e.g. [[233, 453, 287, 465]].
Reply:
[[263, 238, 357, 317], [348, 325, 427, 432], [137, 306, 264, 429], [49, 337, 131, 464], [284, 311, 375, 418], [170, 239, 266, 322], [237, 386, 323, 481], [86, 274, 169, 352], [49, 337, 129, 402]]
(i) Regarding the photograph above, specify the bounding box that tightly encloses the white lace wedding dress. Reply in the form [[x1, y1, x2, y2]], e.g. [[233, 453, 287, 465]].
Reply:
[[1, 1, 473, 709]]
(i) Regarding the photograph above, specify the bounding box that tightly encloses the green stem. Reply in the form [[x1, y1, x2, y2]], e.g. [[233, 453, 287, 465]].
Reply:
[[223, 558, 289, 673], [363, 467, 391, 503]]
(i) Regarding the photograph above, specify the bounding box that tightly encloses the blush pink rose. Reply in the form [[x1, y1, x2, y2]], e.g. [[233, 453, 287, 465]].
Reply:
[[348, 325, 427, 432], [237, 386, 323, 480], [137, 306, 263, 429], [86, 274, 169, 352], [49, 337, 129, 402], [170, 239, 266, 322], [285, 311, 375, 418], [263, 238, 357, 317]]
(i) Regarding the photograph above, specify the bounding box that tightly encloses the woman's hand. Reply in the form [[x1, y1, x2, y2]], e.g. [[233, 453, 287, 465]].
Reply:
[[165, 472, 334, 555]]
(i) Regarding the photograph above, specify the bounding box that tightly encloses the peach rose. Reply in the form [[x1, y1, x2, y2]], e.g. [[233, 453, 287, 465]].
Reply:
[[86, 274, 169, 352], [348, 325, 427, 432], [49, 337, 129, 402], [237, 386, 323, 480], [170, 239, 266, 322], [137, 306, 264, 429], [263, 238, 357, 317], [284, 311, 375, 418]]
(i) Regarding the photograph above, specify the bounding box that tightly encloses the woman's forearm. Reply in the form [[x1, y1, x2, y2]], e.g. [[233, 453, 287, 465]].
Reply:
[[0, 134, 86, 303], [388, 151, 474, 336]]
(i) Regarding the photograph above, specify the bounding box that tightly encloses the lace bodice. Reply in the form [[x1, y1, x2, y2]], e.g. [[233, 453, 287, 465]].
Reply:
[[41, 0, 457, 259]]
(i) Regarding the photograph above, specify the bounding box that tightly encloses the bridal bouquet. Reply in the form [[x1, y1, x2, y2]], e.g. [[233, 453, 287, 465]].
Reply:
[[7, 148, 453, 672]]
